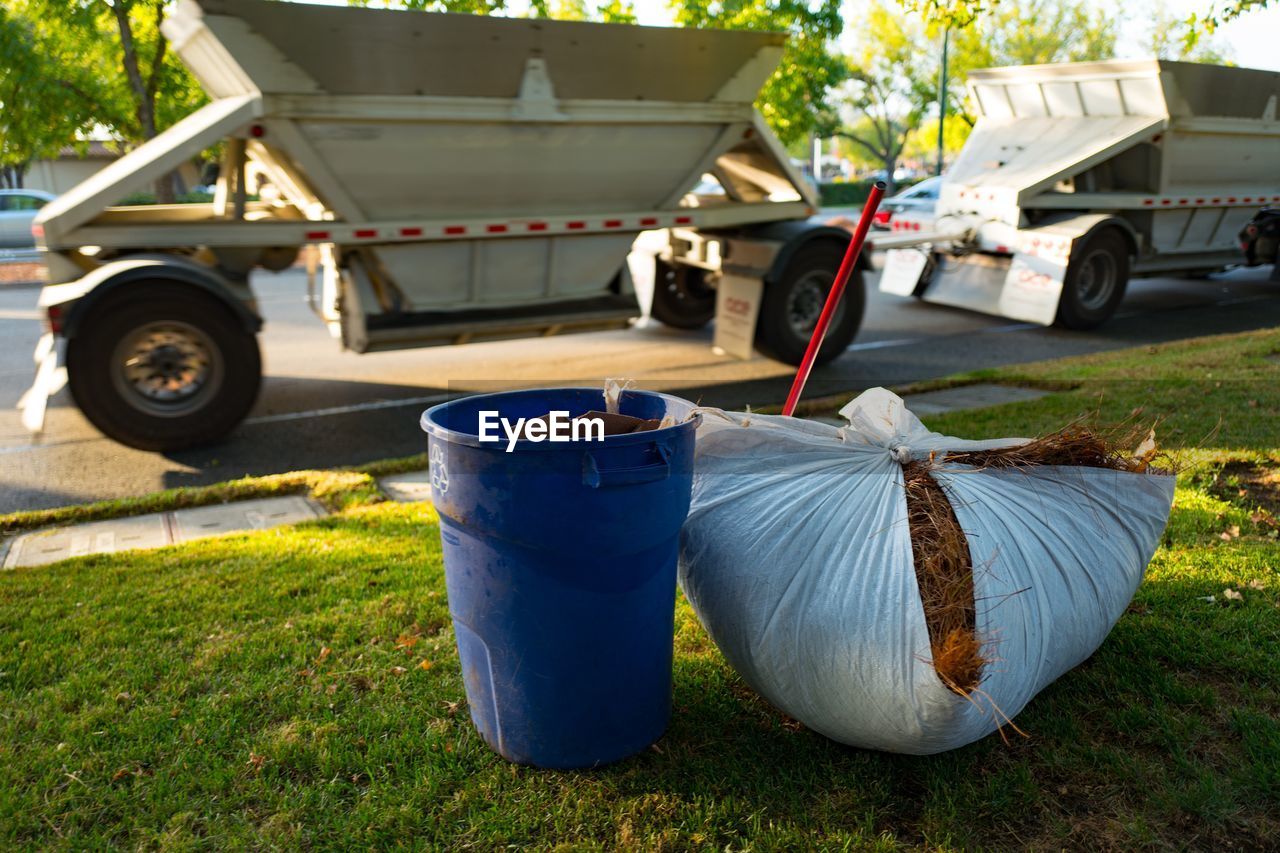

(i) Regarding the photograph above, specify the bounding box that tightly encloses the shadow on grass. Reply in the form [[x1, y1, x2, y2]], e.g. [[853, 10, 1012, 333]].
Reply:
[[563, 567, 1280, 849]]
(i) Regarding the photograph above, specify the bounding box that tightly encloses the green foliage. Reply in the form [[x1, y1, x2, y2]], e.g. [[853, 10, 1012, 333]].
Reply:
[[900, 0, 1272, 51], [832, 0, 1120, 178], [818, 177, 921, 206], [1147, 6, 1234, 63], [0, 5, 101, 183], [116, 189, 218, 206], [671, 0, 847, 147], [1156, 0, 1270, 50], [834, 2, 935, 192], [0, 1, 205, 196], [900, 114, 971, 164]]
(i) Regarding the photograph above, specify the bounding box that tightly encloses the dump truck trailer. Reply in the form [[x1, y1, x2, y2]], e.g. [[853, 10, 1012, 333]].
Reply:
[[876, 59, 1280, 328], [25, 0, 866, 451]]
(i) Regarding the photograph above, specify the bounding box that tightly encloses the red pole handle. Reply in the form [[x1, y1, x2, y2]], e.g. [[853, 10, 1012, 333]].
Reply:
[[781, 181, 886, 417]]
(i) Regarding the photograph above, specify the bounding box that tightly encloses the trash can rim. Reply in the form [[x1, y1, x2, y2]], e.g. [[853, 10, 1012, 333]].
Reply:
[[420, 386, 700, 451]]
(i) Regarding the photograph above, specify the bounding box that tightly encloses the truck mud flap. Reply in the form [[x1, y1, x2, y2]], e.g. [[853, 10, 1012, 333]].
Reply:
[[17, 333, 66, 435], [916, 251, 1064, 326]]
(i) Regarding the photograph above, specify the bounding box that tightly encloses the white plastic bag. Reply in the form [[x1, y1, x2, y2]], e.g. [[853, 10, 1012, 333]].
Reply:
[[678, 388, 1175, 754]]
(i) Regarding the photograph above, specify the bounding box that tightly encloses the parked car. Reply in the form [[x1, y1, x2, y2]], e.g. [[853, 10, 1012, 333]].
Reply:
[[872, 177, 942, 230], [0, 189, 55, 248]]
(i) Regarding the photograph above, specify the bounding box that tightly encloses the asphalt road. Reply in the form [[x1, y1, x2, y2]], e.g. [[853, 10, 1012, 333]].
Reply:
[[2, 257, 1279, 513]]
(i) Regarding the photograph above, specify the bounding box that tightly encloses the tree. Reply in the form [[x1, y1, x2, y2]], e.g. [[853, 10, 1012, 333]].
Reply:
[[833, 2, 936, 194], [1, 1, 205, 201], [898, 0, 1271, 31], [0, 7, 101, 187], [1183, 0, 1272, 47], [1147, 7, 1233, 63], [669, 0, 848, 147]]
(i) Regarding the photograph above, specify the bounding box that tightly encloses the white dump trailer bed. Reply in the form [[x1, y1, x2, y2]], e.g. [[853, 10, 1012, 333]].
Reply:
[[26, 0, 868, 450], [877, 59, 1280, 328]]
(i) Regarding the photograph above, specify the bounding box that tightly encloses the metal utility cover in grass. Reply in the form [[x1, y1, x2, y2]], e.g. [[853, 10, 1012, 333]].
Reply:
[[170, 497, 321, 543], [4, 514, 170, 569], [378, 470, 432, 503], [902, 383, 1048, 416]]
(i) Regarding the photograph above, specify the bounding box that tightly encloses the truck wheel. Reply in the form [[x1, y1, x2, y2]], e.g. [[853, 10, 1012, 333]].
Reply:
[[650, 259, 715, 329], [755, 242, 864, 366], [1056, 230, 1129, 330], [913, 252, 940, 298], [66, 284, 262, 451]]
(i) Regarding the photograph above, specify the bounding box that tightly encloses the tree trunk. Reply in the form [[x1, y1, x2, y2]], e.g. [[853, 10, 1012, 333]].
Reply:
[[113, 1, 176, 204], [154, 172, 176, 204], [1, 164, 26, 189]]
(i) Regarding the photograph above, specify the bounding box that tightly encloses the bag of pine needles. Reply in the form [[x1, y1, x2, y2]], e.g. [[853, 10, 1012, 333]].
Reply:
[[678, 388, 1175, 754]]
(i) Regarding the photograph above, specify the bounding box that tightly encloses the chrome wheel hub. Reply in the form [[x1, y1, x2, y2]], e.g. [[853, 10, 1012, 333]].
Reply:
[[113, 322, 222, 416], [1076, 249, 1117, 311], [786, 270, 843, 338]]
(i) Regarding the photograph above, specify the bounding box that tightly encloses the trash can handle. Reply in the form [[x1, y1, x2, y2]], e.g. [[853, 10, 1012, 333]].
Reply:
[[583, 444, 671, 488]]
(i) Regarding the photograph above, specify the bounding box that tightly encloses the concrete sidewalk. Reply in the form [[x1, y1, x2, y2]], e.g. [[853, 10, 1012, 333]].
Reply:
[[3, 496, 322, 569]]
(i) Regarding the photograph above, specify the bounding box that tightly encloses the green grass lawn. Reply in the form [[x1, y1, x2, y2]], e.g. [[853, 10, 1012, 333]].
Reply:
[[2, 329, 1279, 849]]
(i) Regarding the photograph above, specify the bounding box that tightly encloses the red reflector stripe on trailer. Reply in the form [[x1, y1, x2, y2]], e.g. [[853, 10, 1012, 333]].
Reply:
[[604, 219, 623, 228], [675, 216, 692, 225], [640, 217, 658, 226], [1142, 199, 1154, 206], [486, 224, 508, 233], [400, 227, 423, 237], [354, 229, 377, 239], [567, 221, 586, 230], [527, 223, 548, 232], [305, 230, 330, 240], [444, 226, 466, 235]]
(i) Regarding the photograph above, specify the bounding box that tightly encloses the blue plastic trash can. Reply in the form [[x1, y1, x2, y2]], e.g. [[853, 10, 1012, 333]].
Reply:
[[420, 387, 698, 768]]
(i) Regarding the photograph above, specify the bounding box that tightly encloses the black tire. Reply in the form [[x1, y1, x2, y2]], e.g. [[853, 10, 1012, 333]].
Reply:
[[755, 242, 865, 366], [66, 283, 262, 451], [1055, 229, 1130, 330], [650, 259, 716, 329], [913, 251, 940, 298]]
